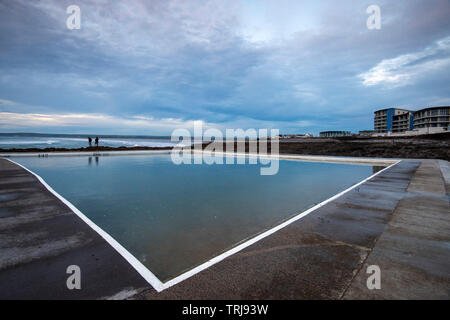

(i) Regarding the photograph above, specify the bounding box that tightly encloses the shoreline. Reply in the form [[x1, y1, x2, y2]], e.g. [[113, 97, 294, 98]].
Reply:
[[0, 145, 174, 153], [1, 133, 449, 161]]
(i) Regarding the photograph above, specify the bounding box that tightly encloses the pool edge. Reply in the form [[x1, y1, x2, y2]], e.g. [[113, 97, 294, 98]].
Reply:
[[2, 156, 401, 293], [3, 157, 166, 293], [160, 159, 401, 290]]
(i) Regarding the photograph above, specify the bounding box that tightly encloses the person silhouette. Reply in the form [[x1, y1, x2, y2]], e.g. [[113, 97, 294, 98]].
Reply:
[[88, 137, 92, 147], [95, 137, 99, 147]]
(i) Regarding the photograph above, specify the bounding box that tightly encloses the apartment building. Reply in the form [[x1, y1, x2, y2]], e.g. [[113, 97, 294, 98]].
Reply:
[[319, 131, 352, 138], [373, 106, 449, 135], [374, 108, 413, 133], [413, 106, 450, 132]]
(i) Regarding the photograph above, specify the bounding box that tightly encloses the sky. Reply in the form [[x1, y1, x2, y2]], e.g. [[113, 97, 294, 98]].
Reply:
[[0, 0, 449, 135]]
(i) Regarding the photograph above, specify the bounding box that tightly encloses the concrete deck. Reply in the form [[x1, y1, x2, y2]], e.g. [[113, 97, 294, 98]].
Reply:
[[138, 159, 449, 299], [0, 157, 448, 299], [0, 158, 149, 299]]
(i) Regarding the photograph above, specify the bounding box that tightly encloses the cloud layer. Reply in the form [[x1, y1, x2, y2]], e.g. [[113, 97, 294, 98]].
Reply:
[[360, 37, 450, 87], [0, 0, 449, 134]]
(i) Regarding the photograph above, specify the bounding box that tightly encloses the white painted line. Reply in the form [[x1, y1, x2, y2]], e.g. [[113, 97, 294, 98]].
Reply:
[[193, 150, 398, 166], [2, 156, 401, 293], [161, 160, 401, 290], [1, 149, 399, 165], [3, 157, 166, 292]]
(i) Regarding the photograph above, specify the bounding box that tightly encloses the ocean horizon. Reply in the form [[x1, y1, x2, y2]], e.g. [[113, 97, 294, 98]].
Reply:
[[0, 133, 179, 149]]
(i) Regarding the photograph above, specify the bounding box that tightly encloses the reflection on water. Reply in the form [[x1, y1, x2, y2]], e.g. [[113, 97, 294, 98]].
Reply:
[[13, 155, 378, 281], [88, 156, 100, 166]]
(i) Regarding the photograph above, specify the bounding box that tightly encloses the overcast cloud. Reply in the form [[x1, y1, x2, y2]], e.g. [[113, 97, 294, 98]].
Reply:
[[0, 0, 449, 134]]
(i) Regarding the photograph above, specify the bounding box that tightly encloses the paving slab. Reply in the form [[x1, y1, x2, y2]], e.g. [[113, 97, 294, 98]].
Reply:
[[343, 160, 450, 300]]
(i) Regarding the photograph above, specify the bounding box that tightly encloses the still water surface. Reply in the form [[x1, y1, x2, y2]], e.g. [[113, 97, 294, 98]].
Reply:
[[12, 154, 379, 281]]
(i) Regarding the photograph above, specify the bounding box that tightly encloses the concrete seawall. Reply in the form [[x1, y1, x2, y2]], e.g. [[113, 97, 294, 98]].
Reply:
[[0, 156, 449, 299]]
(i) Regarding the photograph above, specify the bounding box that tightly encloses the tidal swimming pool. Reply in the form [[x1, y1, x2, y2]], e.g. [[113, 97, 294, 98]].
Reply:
[[12, 154, 382, 282]]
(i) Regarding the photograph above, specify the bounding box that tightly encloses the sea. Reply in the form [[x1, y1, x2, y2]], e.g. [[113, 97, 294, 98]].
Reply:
[[0, 133, 181, 149]]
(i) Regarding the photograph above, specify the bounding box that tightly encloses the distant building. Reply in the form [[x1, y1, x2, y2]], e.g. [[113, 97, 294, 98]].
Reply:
[[374, 108, 414, 133], [359, 130, 375, 136], [373, 106, 449, 135], [413, 106, 449, 133], [279, 133, 314, 138], [319, 131, 352, 138], [293, 133, 313, 138]]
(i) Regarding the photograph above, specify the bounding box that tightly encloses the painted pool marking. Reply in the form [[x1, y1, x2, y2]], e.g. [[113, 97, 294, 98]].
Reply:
[[3, 156, 400, 293], [161, 159, 400, 290], [4, 157, 165, 292], [1, 149, 399, 167]]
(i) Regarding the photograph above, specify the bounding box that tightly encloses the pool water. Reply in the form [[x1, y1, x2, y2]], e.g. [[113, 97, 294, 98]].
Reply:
[[12, 154, 380, 281]]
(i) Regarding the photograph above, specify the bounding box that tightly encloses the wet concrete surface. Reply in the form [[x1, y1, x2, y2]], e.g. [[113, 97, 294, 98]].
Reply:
[[0, 159, 149, 299], [343, 160, 450, 299], [1, 157, 449, 299], [137, 160, 449, 300]]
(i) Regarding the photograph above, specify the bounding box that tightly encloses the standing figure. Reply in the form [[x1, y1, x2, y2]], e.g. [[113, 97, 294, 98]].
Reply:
[[95, 136, 99, 147], [88, 137, 92, 147]]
